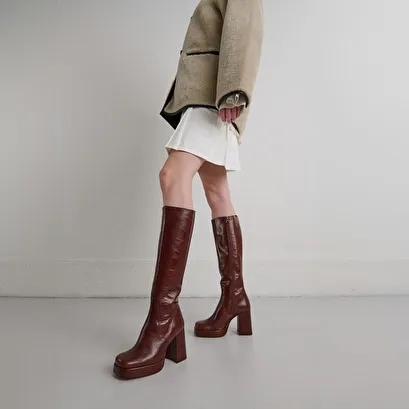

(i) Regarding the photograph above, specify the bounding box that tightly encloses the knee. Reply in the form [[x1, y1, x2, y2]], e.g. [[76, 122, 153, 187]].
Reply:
[[159, 164, 191, 193], [159, 165, 177, 193], [203, 182, 230, 209]]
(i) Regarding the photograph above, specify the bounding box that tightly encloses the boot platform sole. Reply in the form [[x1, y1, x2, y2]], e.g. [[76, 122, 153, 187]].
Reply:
[[113, 359, 165, 380], [113, 329, 187, 380], [194, 310, 253, 338]]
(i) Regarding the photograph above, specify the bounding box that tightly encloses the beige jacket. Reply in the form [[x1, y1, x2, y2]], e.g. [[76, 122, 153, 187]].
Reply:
[[160, 0, 264, 138]]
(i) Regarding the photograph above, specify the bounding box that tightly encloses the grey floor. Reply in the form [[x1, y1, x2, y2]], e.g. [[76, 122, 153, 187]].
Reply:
[[0, 297, 408, 409]]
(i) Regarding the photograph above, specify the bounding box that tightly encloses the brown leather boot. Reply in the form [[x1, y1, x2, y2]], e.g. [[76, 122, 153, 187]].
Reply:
[[113, 206, 195, 380], [194, 215, 252, 338]]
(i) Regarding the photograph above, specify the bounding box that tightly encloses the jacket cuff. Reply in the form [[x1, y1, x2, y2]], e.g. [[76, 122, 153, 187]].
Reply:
[[218, 92, 248, 109]]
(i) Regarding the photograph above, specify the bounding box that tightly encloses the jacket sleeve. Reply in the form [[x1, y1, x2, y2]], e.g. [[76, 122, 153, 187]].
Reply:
[[216, 0, 263, 109]]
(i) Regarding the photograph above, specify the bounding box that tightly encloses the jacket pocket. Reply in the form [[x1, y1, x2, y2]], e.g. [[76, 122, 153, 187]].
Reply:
[[185, 50, 219, 56]]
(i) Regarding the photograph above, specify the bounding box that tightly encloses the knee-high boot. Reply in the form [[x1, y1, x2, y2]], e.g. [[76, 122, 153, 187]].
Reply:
[[113, 206, 195, 379], [194, 215, 252, 338]]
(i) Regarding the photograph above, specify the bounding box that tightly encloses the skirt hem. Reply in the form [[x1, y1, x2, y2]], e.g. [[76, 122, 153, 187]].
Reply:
[[165, 144, 241, 172]]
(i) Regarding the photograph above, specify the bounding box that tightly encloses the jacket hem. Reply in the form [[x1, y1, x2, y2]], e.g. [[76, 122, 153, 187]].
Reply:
[[185, 50, 220, 56]]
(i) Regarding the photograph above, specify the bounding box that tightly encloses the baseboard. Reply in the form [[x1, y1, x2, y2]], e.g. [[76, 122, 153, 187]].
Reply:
[[1, 259, 409, 297]]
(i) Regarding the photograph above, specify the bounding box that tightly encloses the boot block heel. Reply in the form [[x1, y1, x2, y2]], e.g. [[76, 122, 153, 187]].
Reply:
[[166, 329, 187, 363], [237, 310, 253, 336]]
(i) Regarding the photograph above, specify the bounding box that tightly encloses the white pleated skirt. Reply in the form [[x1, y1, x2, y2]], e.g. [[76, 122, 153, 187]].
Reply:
[[165, 107, 241, 171]]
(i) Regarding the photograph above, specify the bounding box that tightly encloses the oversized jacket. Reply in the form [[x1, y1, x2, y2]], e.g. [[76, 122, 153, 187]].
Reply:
[[160, 0, 264, 139]]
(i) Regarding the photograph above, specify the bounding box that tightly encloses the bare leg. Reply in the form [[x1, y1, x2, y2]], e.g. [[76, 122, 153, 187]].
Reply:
[[199, 162, 235, 218], [160, 150, 205, 209]]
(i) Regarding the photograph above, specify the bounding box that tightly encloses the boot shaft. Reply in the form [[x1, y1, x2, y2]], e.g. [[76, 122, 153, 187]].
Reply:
[[212, 215, 247, 305], [212, 215, 243, 281], [151, 206, 195, 303]]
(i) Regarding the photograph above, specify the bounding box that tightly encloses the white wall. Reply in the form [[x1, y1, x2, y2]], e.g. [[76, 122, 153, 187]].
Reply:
[[1, 0, 409, 297]]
